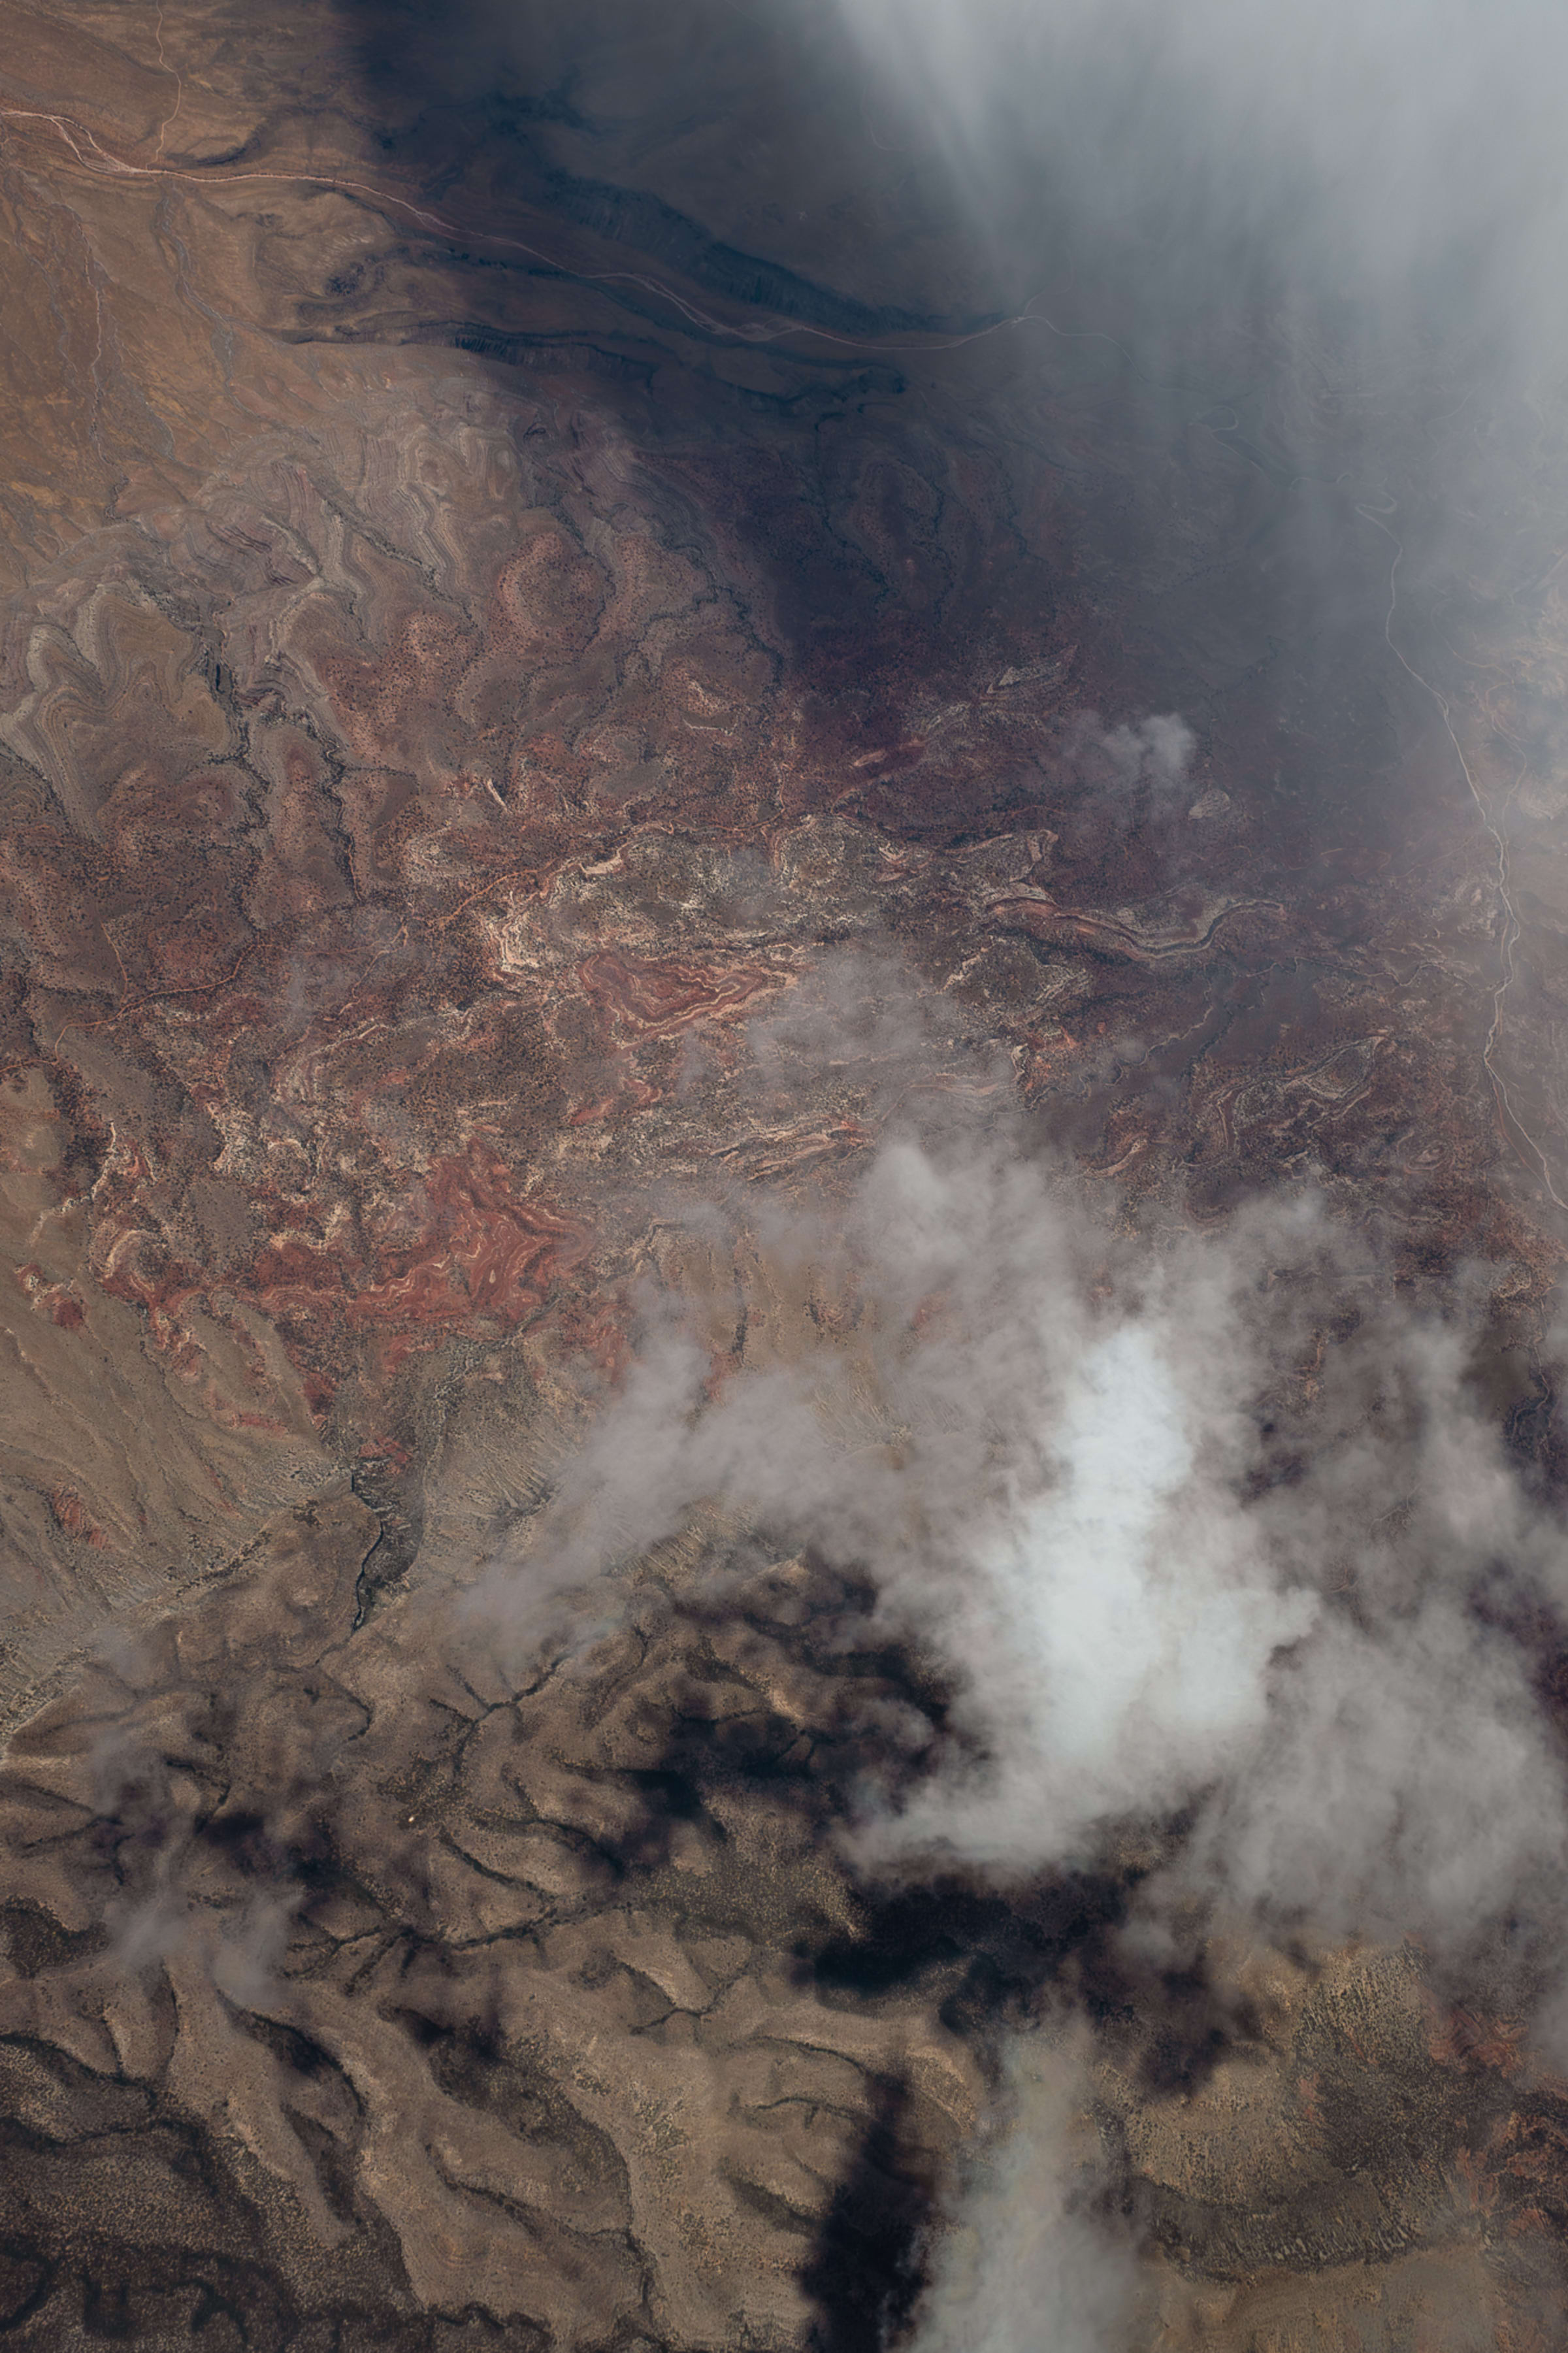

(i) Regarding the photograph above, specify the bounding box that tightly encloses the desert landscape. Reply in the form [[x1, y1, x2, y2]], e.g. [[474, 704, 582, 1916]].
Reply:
[[3, 0, 1568, 2344]]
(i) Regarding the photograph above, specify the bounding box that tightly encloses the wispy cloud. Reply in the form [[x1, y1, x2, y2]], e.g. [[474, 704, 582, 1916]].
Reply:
[[463, 947, 1568, 2343]]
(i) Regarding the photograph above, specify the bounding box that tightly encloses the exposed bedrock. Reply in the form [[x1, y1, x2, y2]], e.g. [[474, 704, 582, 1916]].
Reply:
[[2, 0, 1568, 2345]]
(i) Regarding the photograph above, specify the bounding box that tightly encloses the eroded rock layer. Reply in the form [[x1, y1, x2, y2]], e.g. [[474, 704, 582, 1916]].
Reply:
[[3, 0, 1568, 2345]]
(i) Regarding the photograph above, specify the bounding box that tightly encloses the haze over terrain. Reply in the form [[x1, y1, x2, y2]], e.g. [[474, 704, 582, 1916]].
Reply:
[[1, 0, 1567, 2346]]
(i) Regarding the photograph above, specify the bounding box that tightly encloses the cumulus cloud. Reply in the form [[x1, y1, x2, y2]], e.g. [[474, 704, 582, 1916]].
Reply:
[[479, 1072, 1568, 1966], [1092, 716, 1194, 797], [904, 2026, 1134, 2353], [462, 949, 1568, 2344], [470, 929, 1565, 1941]]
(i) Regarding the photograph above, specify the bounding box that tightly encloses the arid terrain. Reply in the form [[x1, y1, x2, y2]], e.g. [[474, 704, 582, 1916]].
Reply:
[[3, 1, 1568, 2345]]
